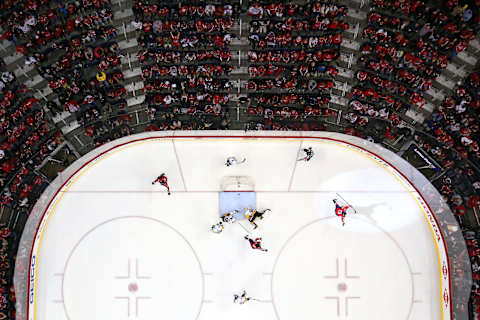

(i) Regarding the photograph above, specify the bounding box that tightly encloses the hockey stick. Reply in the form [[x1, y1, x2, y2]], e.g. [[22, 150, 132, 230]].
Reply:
[[249, 298, 270, 303], [226, 158, 247, 166], [336, 193, 357, 214], [236, 220, 252, 234]]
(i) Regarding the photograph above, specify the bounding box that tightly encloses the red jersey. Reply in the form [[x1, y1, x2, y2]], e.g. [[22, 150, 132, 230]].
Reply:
[[249, 238, 262, 249], [335, 204, 349, 217], [154, 175, 168, 185]]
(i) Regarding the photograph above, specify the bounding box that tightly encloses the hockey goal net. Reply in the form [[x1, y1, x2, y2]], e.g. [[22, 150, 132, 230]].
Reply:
[[220, 176, 255, 192]]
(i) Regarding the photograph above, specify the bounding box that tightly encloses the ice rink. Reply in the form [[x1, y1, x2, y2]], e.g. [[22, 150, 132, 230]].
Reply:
[[24, 133, 450, 320]]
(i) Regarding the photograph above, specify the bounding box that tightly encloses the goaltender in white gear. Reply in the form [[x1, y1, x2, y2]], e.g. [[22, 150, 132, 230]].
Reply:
[[225, 156, 246, 167]]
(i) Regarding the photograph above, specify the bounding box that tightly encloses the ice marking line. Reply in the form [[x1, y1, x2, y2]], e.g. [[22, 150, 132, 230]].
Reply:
[[115, 259, 131, 279], [172, 139, 187, 191], [345, 297, 361, 317], [114, 297, 130, 317], [412, 272, 422, 275], [414, 300, 423, 303], [52, 300, 63, 303], [322, 258, 361, 316], [135, 297, 151, 316], [53, 273, 63, 276], [325, 297, 340, 316], [345, 259, 360, 279], [288, 141, 303, 191], [114, 260, 152, 316], [136, 259, 151, 279], [324, 258, 339, 279]]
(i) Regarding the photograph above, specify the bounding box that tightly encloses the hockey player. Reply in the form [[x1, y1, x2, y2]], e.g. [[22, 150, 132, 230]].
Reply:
[[298, 147, 314, 161], [152, 173, 171, 195], [333, 199, 349, 226], [225, 156, 246, 167], [211, 221, 224, 233], [244, 235, 268, 252], [245, 208, 271, 229], [221, 210, 237, 224], [233, 290, 251, 304]]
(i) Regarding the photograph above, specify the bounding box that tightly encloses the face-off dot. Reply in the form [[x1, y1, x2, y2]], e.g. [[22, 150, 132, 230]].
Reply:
[[128, 283, 138, 293], [337, 283, 347, 292]]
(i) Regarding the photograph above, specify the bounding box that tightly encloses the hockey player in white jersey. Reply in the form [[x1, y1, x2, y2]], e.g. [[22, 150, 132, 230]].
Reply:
[[233, 290, 251, 304], [297, 147, 314, 161], [211, 221, 224, 233], [225, 156, 246, 167]]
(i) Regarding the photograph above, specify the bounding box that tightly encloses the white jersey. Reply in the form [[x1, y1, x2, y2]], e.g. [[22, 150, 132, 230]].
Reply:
[[211, 222, 224, 233], [303, 148, 314, 160], [225, 156, 245, 166], [234, 296, 248, 304], [221, 212, 236, 224], [233, 292, 250, 304]]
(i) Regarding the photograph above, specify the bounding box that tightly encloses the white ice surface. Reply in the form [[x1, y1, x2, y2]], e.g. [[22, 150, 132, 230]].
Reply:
[[33, 138, 441, 320]]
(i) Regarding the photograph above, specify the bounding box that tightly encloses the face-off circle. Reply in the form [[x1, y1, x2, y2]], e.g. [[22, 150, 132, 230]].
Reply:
[[272, 217, 414, 320], [61, 216, 204, 320]]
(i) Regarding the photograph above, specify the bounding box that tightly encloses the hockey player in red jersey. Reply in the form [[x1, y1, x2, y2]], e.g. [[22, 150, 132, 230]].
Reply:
[[333, 199, 349, 226], [244, 235, 268, 252], [152, 173, 171, 195]]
